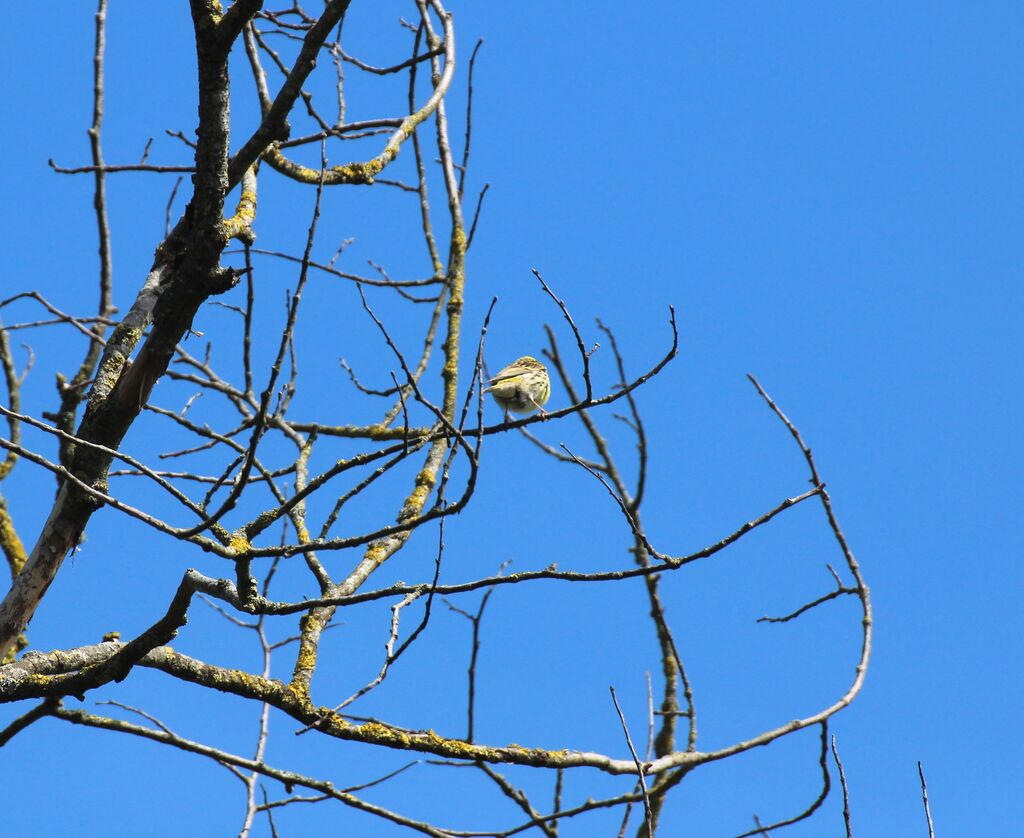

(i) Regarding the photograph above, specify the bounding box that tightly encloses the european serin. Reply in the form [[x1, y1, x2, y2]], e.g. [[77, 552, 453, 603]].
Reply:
[[485, 355, 551, 415]]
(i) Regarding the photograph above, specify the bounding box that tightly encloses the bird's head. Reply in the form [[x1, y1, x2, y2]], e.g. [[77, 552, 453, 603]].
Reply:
[[512, 355, 546, 370]]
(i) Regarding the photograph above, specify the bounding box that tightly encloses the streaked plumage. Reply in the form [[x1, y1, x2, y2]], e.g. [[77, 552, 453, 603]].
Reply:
[[484, 355, 551, 415]]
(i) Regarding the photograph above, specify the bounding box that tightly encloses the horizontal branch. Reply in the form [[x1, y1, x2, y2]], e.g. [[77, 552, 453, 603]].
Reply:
[[49, 159, 195, 175], [50, 705, 455, 837], [180, 488, 821, 613]]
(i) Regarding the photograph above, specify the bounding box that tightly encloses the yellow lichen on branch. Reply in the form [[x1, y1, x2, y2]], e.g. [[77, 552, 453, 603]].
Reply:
[[227, 531, 252, 556], [0, 496, 26, 581], [222, 165, 258, 243]]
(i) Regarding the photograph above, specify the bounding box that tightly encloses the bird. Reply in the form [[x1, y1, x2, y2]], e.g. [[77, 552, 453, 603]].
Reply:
[[484, 355, 551, 415]]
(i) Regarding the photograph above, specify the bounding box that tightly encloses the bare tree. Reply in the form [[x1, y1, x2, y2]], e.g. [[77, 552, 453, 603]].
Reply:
[[0, 3, 871, 835]]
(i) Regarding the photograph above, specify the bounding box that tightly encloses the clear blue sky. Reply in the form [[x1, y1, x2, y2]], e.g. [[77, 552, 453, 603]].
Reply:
[[2, 2, 1021, 835]]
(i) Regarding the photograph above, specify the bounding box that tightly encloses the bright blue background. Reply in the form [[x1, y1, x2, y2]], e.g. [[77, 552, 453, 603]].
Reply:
[[2, 2, 1021, 835]]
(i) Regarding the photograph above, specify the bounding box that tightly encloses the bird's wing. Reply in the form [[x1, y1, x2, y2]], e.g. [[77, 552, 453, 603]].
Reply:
[[488, 366, 522, 386]]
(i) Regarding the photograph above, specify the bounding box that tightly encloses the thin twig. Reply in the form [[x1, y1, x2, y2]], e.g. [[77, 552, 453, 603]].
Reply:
[[918, 761, 935, 838], [532, 269, 597, 401], [735, 723, 832, 837], [609, 686, 653, 837], [831, 735, 852, 838]]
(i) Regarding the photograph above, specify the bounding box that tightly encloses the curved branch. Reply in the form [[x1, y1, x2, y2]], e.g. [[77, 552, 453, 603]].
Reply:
[[257, 1, 456, 186]]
